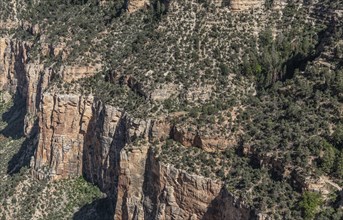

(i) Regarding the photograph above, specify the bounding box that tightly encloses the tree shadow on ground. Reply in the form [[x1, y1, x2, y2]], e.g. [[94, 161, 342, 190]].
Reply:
[[1, 93, 26, 139], [73, 197, 115, 220], [202, 187, 256, 220], [1, 93, 38, 175], [6, 129, 37, 175]]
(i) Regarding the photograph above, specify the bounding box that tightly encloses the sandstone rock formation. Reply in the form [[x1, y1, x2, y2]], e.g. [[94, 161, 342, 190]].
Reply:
[[0, 37, 30, 95], [116, 148, 253, 219], [1, 35, 252, 218], [30, 92, 253, 219], [1, 0, 342, 218]]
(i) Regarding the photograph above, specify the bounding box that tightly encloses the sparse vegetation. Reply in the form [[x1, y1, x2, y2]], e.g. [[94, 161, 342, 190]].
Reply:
[[0, 0, 342, 219]]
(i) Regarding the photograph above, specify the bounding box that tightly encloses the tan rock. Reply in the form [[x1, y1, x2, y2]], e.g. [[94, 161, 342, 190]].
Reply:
[[127, 0, 149, 13], [230, 0, 263, 11], [0, 37, 30, 94], [150, 83, 180, 102], [33, 94, 94, 179], [113, 148, 253, 219], [172, 125, 236, 152], [0, 20, 18, 30], [60, 64, 102, 83], [30, 91, 253, 219]]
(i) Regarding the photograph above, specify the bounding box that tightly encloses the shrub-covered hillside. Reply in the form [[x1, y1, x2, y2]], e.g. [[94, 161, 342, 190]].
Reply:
[[0, 0, 342, 219]]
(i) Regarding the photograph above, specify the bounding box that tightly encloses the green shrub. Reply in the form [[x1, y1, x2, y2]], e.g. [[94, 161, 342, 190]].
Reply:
[[299, 191, 323, 220]]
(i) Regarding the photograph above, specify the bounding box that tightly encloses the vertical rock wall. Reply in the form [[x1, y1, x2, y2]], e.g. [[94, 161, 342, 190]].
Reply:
[[30, 92, 254, 219], [0, 32, 255, 220]]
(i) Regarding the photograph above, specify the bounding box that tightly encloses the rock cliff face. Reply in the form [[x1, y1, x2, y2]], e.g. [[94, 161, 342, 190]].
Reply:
[[1, 39, 253, 218], [171, 125, 237, 153], [31, 92, 254, 219], [0, 37, 48, 134], [0, 37, 29, 95], [127, 0, 149, 12], [1, 0, 342, 218], [1, 32, 254, 220], [0, 37, 102, 135], [32, 92, 152, 181], [118, 148, 253, 220]]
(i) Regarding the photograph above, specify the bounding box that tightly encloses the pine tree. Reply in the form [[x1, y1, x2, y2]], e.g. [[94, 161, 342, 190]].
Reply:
[[321, 141, 336, 173], [335, 150, 343, 178]]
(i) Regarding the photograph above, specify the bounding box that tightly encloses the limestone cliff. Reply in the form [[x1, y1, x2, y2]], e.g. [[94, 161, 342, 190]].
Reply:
[[117, 148, 253, 219], [0, 37, 102, 135], [0, 37, 46, 135], [0, 37, 29, 95], [0, 34, 254, 218], [29, 91, 254, 219], [1, 36, 248, 219], [1, 0, 342, 218]]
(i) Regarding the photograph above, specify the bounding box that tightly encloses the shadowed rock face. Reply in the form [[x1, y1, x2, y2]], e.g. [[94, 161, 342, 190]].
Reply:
[[0, 38, 28, 95]]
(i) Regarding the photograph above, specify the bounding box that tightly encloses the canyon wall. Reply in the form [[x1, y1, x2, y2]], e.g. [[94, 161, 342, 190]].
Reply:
[[0, 33, 254, 220], [31, 92, 254, 219], [117, 148, 253, 219], [0, 37, 101, 135], [0, 35, 252, 218], [0, 37, 29, 96]]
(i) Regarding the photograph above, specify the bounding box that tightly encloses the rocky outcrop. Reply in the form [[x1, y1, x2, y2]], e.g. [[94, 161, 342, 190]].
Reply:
[[112, 146, 254, 220], [127, 0, 149, 12], [0, 37, 47, 135], [229, 0, 263, 11], [171, 125, 236, 152], [1, 33, 254, 219], [23, 64, 54, 135], [227, 0, 288, 11], [99, 0, 149, 12], [0, 37, 102, 135], [0, 20, 18, 31], [30, 91, 254, 219], [0, 37, 30, 95], [157, 164, 252, 219], [32, 94, 92, 179], [150, 83, 180, 102], [60, 64, 102, 82]]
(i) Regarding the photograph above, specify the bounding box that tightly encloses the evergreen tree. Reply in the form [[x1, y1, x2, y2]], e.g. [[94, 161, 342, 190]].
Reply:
[[335, 150, 343, 178], [299, 191, 323, 220], [321, 141, 336, 173]]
